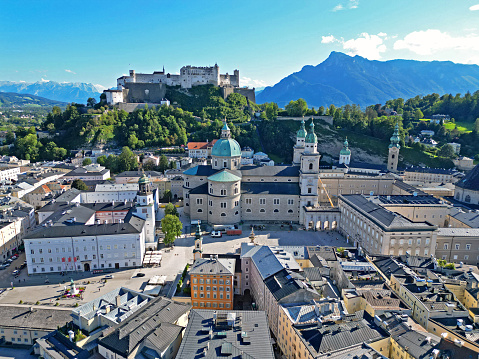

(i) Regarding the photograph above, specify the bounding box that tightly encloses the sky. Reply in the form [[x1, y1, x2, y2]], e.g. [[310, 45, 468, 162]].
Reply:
[[1, 0, 479, 90]]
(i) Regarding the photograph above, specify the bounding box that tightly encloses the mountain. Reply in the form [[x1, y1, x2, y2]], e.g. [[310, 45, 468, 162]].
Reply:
[[0, 80, 102, 104], [257, 52, 479, 108], [0, 92, 67, 108]]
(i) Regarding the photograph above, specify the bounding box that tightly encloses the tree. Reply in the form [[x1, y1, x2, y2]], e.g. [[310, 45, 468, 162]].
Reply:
[[285, 99, 308, 117], [97, 155, 107, 166], [164, 202, 177, 216], [159, 155, 169, 172], [414, 109, 424, 120], [71, 179, 88, 191], [438, 144, 456, 158], [87, 97, 97, 108], [82, 158, 92, 166], [117, 147, 138, 173], [161, 214, 182, 247], [474, 118, 479, 135]]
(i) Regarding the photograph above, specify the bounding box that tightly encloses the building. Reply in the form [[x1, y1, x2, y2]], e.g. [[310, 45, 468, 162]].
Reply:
[[448, 142, 461, 154], [190, 256, 235, 310], [71, 287, 154, 333], [63, 167, 110, 181], [187, 140, 217, 158], [388, 123, 401, 172], [0, 305, 71, 346], [97, 296, 191, 359], [175, 309, 275, 359], [338, 194, 438, 256], [338, 138, 351, 165], [402, 167, 463, 184], [435, 228, 479, 265], [184, 119, 406, 228], [454, 156, 475, 171], [454, 164, 479, 205], [0, 166, 20, 182], [11, 171, 65, 198], [80, 183, 139, 203]]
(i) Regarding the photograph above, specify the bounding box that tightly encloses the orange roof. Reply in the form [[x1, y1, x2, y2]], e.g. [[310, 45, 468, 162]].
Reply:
[[188, 142, 208, 150]]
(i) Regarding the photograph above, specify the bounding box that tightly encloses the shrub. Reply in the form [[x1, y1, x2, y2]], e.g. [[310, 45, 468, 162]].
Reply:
[[19, 300, 23, 304], [74, 303, 79, 307], [35, 301, 40, 305]]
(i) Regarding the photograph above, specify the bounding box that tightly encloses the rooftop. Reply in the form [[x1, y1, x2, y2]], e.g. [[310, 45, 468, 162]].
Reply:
[[0, 305, 71, 331], [175, 309, 274, 359], [189, 257, 235, 276]]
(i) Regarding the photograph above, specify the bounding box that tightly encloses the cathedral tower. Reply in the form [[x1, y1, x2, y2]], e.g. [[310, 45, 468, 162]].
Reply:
[[135, 174, 156, 243], [388, 122, 401, 172], [193, 223, 203, 260], [339, 137, 351, 165], [299, 120, 321, 222], [293, 118, 307, 165]]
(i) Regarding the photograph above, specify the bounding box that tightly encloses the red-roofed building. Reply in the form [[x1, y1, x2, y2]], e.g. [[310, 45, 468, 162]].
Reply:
[[187, 140, 218, 158]]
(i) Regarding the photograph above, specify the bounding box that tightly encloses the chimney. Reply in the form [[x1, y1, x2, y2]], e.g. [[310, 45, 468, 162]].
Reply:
[[115, 295, 121, 307], [105, 305, 111, 314]]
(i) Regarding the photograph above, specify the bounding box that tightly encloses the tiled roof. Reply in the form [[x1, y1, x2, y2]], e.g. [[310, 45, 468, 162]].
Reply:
[[207, 169, 242, 182], [240, 165, 300, 177], [176, 309, 274, 359], [189, 257, 235, 276], [241, 182, 300, 195], [98, 296, 191, 357], [456, 164, 479, 190], [264, 269, 320, 302], [0, 305, 71, 331]]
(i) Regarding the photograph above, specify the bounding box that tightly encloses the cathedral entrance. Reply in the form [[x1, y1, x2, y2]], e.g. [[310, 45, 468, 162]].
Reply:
[[83, 263, 90, 271]]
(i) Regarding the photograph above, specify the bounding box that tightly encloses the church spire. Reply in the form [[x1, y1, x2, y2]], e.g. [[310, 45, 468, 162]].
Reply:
[[305, 120, 317, 144], [389, 122, 401, 149], [296, 117, 307, 138], [220, 118, 231, 139]]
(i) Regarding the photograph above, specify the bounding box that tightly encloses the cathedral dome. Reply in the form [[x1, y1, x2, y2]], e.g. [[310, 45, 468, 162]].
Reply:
[[340, 138, 351, 155], [211, 138, 241, 157], [305, 121, 317, 143], [297, 119, 307, 138], [138, 174, 150, 184]]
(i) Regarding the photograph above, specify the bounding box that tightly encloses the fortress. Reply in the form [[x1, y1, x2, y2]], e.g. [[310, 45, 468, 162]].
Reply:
[[104, 64, 255, 109]]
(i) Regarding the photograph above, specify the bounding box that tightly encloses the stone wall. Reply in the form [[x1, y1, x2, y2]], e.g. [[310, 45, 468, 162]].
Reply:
[[124, 83, 167, 103]]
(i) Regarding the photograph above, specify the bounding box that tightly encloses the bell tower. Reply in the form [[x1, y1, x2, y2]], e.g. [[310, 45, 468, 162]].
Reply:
[[388, 122, 401, 172], [193, 223, 203, 260], [293, 118, 307, 165], [339, 138, 351, 165], [135, 173, 156, 244]]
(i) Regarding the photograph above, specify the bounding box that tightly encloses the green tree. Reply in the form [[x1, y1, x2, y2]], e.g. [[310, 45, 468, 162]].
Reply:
[[164, 202, 178, 216], [5, 132, 15, 145], [285, 99, 308, 117], [414, 109, 424, 120], [87, 97, 97, 108], [82, 158, 92, 166], [117, 147, 138, 172], [128, 134, 139, 149], [161, 214, 182, 247], [159, 155, 169, 172], [71, 179, 88, 191], [97, 155, 107, 166], [474, 118, 479, 135], [438, 144, 456, 158]]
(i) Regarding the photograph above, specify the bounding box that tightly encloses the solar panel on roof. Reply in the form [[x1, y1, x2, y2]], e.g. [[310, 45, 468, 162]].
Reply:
[[221, 342, 232, 354]]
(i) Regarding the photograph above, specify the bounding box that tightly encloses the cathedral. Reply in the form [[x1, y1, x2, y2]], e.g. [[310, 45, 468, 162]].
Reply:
[[183, 119, 400, 227]]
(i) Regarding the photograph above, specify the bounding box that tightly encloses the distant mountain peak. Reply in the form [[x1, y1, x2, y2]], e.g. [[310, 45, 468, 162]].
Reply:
[[0, 80, 102, 104], [257, 52, 479, 108]]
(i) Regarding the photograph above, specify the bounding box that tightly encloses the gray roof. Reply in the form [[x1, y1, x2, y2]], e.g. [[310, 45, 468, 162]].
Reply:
[[72, 287, 153, 323], [392, 180, 428, 195], [241, 245, 284, 280], [437, 228, 479, 237], [176, 309, 274, 359], [264, 269, 320, 302], [376, 195, 442, 205], [55, 188, 82, 202], [241, 182, 300, 195], [183, 165, 218, 177], [450, 211, 479, 227], [189, 257, 235, 276], [315, 342, 387, 359], [0, 305, 72, 331], [36, 331, 90, 359], [453, 163, 479, 190], [404, 166, 459, 175], [25, 211, 145, 239], [392, 330, 438, 359], [295, 313, 386, 356], [240, 165, 300, 177], [340, 195, 436, 232], [65, 167, 109, 176], [116, 170, 163, 178], [98, 296, 191, 357]]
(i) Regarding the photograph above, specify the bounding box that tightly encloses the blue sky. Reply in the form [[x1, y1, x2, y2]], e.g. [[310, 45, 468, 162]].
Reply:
[[1, 0, 479, 90]]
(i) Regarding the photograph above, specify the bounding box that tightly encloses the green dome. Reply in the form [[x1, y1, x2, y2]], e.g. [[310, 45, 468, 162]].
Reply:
[[138, 174, 150, 184], [340, 138, 351, 155], [297, 119, 307, 138], [211, 138, 241, 157], [305, 121, 317, 143]]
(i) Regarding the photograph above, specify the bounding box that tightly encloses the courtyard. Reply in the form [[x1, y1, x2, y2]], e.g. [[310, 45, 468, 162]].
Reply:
[[0, 228, 349, 307]]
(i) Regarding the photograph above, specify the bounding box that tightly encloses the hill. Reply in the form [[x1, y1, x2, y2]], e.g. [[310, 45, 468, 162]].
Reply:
[[0, 81, 102, 104], [0, 92, 67, 108], [257, 52, 479, 108]]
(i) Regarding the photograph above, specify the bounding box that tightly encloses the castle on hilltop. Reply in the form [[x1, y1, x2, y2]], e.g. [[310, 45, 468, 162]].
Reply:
[[104, 64, 255, 110]]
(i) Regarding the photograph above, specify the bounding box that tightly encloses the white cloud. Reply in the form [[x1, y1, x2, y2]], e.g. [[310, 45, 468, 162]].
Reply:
[[332, 0, 358, 11], [342, 32, 387, 59], [41, 78, 50, 82], [470, 4, 479, 11], [241, 77, 267, 88], [393, 29, 479, 55], [65, 69, 76, 74], [321, 35, 338, 44]]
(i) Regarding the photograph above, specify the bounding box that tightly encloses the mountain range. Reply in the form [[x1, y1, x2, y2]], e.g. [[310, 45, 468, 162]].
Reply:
[[0, 81, 102, 104], [257, 52, 479, 108]]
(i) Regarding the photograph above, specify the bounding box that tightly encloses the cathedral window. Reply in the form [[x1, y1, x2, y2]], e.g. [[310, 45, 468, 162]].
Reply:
[[260, 209, 265, 213], [274, 209, 279, 213], [246, 209, 252, 213], [221, 189, 227, 196], [220, 202, 227, 208], [235, 211, 239, 215], [209, 187, 213, 194], [245, 198, 252, 204], [308, 188, 312, 194], [309, 163, 313, 170], [288, 199, 294, 205], [221, 213, 226, 217], [273, 198, 280, 205], [288, 209, 294, 213], [259, 198, 266, 205], [223, 161, 227, 168], [196, 198, 203, 205], [197, 209, 203, 213], [465, 195, 471, 203]]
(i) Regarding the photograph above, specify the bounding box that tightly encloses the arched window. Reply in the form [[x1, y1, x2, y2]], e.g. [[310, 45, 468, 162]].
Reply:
[[209, 211, 212, 215], [288, 209, 293, 213], [197, 209, 203, 213], [309, 163, 313, 170], [260, 209, 265, 213], [246, 209, 252, 213], [221, 213, 226, 217], [391, 154, 395, 159], [274, 209, 279, 213], [465, 195, 471, 203], [235, 211, 239, 215]]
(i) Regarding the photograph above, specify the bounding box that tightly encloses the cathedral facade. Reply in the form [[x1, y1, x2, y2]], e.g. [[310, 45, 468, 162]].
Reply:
[[183, 120, 399, 228]]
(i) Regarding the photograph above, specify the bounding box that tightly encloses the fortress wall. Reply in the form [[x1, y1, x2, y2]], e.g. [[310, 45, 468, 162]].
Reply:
[[124, 83, 166, 103]]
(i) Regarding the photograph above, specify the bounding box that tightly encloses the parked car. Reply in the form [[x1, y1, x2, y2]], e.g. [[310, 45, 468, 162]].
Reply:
[[104, 274, 114, 279], [12, 270, 19, 275], [211, 231, 223, 238], [137, 272, 146, 277], [6, 259, 13, 263], [4, 262, 11, 267], [11, 255, 18, 260]]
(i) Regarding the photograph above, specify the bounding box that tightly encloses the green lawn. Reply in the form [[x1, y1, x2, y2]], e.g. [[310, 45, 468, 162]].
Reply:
[[443, 121, 473, 133]]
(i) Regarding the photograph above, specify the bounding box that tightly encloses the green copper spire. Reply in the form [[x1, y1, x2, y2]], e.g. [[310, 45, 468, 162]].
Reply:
[[305, 120, 318, 143], [340, 137, 351, 155], [389, 122, 401, 149], [195, 223, 202, 240], [296, 118, 307, 138]]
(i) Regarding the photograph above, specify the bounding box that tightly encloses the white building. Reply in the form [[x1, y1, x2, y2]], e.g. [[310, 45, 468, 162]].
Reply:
[[0, 167, 20, 182], [80, 183, 139, 203]]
